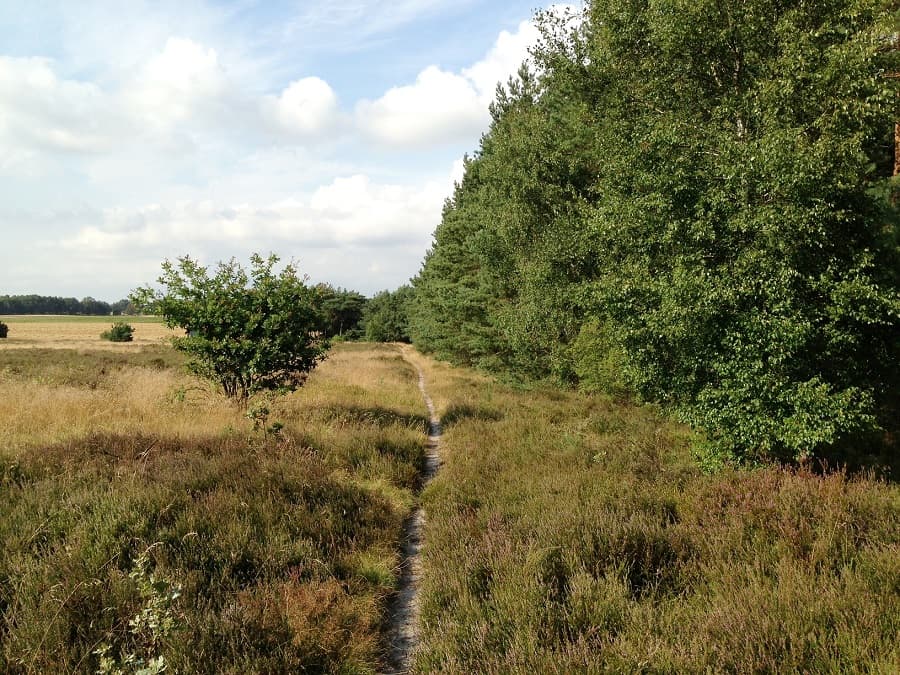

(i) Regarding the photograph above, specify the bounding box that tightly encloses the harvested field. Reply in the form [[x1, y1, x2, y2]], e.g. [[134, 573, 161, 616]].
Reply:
[[0, 316, 178, 350]]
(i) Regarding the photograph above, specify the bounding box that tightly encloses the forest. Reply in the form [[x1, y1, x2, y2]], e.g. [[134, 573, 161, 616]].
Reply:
[[0, 295, 132, 316], [404, 0, 899, 468]]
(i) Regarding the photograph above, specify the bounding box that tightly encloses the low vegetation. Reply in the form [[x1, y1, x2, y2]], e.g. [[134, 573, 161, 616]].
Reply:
[[1, 320, 897, 671], [100, 322, 134, 343], [0, 339, 427, 673], [413, 357, 900, 673]]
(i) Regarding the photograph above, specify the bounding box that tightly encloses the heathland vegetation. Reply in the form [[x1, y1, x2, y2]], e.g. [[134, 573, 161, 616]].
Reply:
[[1, 1, 898, 672], [0, 334, 429, 673], [1, 326, 898, 671], [413, 358, 899, 672]]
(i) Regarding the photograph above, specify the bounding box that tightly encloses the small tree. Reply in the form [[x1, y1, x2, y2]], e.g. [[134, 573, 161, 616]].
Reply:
[[0, 322, 7, 339], [364, 286, 413, 343], [131, 254, 328, 404], [100, 322, 135, 342]]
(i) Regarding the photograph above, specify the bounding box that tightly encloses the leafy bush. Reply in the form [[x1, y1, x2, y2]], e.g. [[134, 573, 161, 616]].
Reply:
[[365, 286, 413, 342], [100, 322, 134, 342], [131, 254, 328, 403], [0, 322, 8, 338], [570, 318, 629, 398]]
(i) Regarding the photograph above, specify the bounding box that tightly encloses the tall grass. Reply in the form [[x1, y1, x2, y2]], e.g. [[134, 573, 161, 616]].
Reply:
[[3, 339, 897, 672], [0, 342, 427, 673], [412, 357, 900, 673]]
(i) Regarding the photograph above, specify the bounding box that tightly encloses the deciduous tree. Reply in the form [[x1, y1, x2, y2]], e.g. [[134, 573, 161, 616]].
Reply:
[[132, 254, 328, 404]]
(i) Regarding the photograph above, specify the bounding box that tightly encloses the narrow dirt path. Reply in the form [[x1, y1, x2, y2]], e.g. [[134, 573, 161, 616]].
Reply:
[[384, 347, 441, 674]]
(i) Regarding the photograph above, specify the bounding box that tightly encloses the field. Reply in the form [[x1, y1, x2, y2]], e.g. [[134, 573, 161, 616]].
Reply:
[[412, 361, 900, 673], [0, 316, 178, 351], [0, 326, 428, 673], [1, 320, 898, 673]]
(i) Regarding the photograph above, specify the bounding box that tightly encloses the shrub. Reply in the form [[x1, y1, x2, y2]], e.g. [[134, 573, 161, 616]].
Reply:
[[0, 322, 8, 338], [100, 322, 134, 342], [131, 254, 328, 404]]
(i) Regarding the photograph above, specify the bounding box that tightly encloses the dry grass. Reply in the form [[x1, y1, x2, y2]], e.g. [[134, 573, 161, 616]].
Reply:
[[411, 353, 900, 673], [0, 335, 428, 674], [0, 316, 178, 351]]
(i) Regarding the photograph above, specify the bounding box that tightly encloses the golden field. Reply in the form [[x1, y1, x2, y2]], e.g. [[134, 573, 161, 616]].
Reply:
[[0, 315, 179, 350], [0, 331, 429, 673]]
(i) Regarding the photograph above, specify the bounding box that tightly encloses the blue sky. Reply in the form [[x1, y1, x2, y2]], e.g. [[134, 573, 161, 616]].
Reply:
[[0, 0, 565, 300]]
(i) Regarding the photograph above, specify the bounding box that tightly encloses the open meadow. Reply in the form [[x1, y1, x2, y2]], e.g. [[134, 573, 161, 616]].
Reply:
[[0, 320, 429, 673], [0, 316, 178, 351], [1, 319, 898, 673]]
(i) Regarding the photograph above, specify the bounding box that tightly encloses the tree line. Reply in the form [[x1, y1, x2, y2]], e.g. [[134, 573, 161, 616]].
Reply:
[[0, 295, 133, 315], [402, 0, 899, 466], [1, 286, 407, 345]]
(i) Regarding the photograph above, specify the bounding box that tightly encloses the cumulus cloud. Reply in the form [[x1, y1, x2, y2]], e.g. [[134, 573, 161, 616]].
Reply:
[[62, 171, 450, 259], [355, 18, 538, 147], [0, 56, 118, 161], [355, 66, 487, 147], [261, 77, 341, 138], [126, 37, 226, 131], [462, 20, 539, 99]]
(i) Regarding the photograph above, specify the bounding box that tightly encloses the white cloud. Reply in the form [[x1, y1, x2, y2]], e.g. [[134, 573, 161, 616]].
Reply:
[[51, 168, 454, 294], [449, 156, 467, 189], [463, 20, 538, 100], [262, 77, 341, 137], [356, 66, 487, 147], [0, 56, 118, 161], [126, 37, 226, 131], [62, 170, 451, 259], [355, 18, 538, 147]]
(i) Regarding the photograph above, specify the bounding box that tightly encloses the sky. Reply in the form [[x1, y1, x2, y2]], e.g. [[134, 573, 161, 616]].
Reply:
[[0, 0, 564, 301]]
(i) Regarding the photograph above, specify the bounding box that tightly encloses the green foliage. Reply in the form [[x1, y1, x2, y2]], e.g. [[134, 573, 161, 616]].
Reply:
[[100, 322, 135, 343], [583, 0, 899, 462], [317, 284, 367, 339], [410, 0, 900, 464], [95, 549, 181, 675], [365, 285, 413, 342], [570, 318, 629, 398], [0, 322, 8, 339], [131, 254, 328, 403]]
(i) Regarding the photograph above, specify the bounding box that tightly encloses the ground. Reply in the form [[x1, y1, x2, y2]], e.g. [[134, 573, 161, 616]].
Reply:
[[1, 319, 897, 673]]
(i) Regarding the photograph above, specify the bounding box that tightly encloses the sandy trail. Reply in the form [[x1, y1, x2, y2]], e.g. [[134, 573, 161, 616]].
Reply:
[[384, 348, 441, 674]]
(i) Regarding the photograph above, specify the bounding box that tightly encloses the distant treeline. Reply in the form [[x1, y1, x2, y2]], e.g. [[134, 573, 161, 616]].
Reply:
[[401, 0, 899, 466], [318, 284, 412, 343], [0, 295, 133, 315], [0, 286, 410, 343]]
